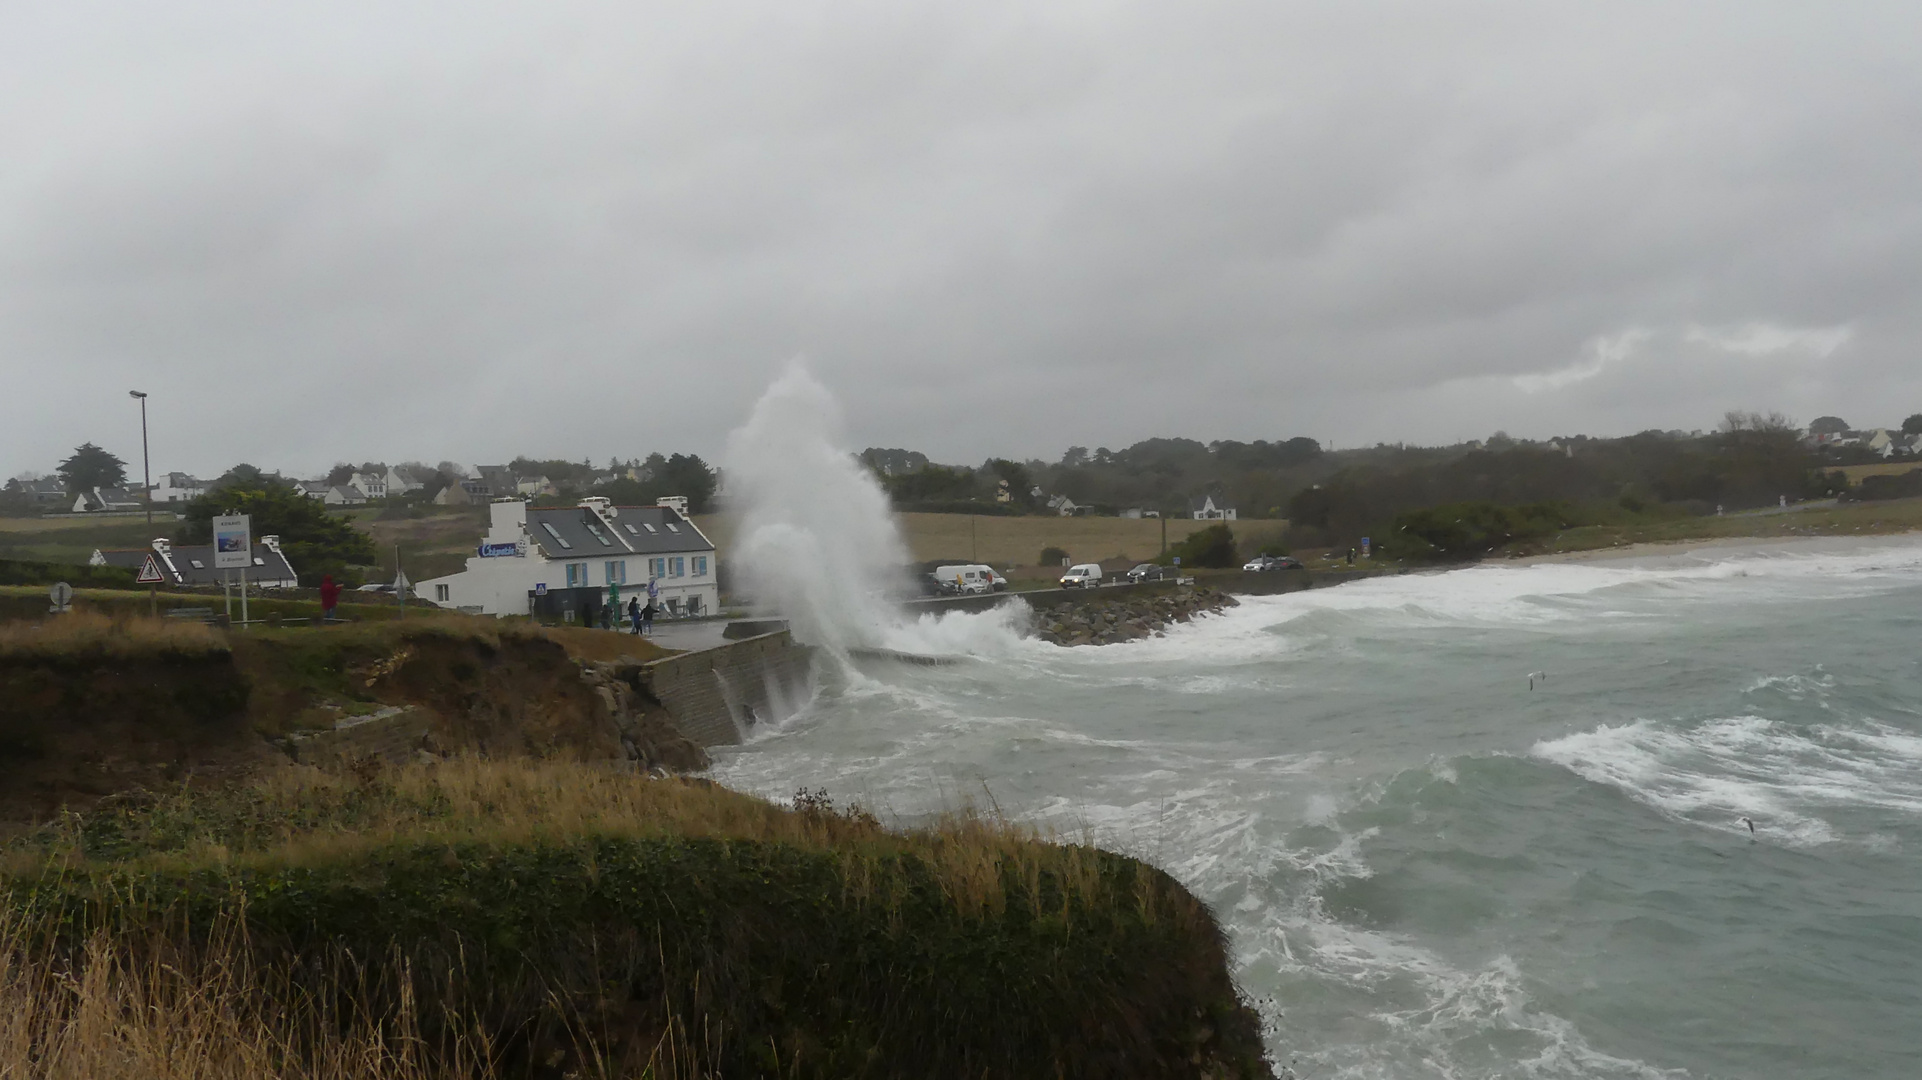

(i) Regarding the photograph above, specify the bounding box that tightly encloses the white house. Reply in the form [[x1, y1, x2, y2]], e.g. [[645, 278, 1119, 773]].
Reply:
[[324, 485, 368, 506], [1190, 495, 1237, 521], [416, 497, 719, 620], [72, 487, 144, 513], [348, 468, 389, 499], [150, 472, 207, 504]]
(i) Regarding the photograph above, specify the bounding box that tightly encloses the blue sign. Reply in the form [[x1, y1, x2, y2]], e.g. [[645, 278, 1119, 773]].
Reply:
[[1173, 556, 1181, 566], [534, 583, 548, 596], [478, 542, 522, 558]]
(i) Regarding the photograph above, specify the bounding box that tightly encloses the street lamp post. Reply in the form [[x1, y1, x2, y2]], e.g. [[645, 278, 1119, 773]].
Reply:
[[128, 391, 151, 527]]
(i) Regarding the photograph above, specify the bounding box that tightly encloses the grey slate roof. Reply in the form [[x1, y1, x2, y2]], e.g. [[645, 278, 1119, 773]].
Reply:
[[526, 506, 714, 560], [94, 543, 299, 586]]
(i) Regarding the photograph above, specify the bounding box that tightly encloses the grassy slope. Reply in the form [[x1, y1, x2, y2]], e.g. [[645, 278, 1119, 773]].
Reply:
[[3, 761, 1272, 1079]]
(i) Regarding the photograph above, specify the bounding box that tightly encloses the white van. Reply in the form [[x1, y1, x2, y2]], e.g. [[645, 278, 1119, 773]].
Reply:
[[1059, 563, 1103, 588], [933, 564, 995, 595]]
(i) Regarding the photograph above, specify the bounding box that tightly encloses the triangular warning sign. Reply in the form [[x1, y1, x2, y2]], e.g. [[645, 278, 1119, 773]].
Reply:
[[135, 554, 166, 584]]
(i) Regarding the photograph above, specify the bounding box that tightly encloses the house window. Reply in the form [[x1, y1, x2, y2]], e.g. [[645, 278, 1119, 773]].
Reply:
[[670, 556, 685, 578], [435, 584, 450, 602], [252, 557, 264, 566], [189, 559, 204, 569], [692, 556, 707, 577], [648, 557, 664, 579], [585, 519, 612, 546], [666, 523, 680, 533], [542, 522, 572, 549], [565, 562, 589, 588], [623, 524, 638, 535], [643, 523, 657, 533], [605, 560, 626, 585]]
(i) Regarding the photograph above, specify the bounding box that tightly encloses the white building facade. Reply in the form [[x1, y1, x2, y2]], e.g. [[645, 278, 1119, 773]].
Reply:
[[417, 498, 719, 619]]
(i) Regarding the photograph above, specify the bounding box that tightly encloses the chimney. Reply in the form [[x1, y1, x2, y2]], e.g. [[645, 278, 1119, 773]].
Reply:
[[153, 538, 171, 555], [260, 535, 282, 554]]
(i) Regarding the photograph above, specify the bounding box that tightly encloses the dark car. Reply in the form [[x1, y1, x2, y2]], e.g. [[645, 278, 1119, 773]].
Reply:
[[1126, 563, 1171, 583], [1272, 555, 1305, 570]]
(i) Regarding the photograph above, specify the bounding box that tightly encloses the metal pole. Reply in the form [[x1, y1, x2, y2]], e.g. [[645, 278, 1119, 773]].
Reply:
[[240, 567, 248, 629], [129, 390, 151, 527]]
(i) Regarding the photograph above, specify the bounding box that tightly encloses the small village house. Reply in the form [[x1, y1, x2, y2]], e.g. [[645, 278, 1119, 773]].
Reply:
[[1190, 494, 1237, 521], [3, 478, 68, 505], [90, 536, 300, 588], [416, 497, 718, 620], [72, 487, 145, 513], [149, 472, 207, 503]]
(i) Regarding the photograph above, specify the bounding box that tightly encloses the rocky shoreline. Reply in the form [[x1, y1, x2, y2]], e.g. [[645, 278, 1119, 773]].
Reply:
[[1030, 585, 1240, 646]]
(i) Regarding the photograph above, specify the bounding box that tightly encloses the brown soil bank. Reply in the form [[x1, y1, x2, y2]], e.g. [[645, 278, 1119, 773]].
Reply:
[[0, 615, 699, 819]]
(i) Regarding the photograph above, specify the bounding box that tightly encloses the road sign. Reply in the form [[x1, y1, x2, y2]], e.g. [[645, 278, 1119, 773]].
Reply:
[[213, 514, 252, 569], [1173, 556, 1181, 566], [135, 554, 165, 584], [48, 581, 73, 612], [534, 582, 548, 596]]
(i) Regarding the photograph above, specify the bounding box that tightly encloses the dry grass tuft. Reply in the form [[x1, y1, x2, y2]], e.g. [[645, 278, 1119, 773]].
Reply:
[[0, 611, 227, 660], [0, 905, 721, 1080]]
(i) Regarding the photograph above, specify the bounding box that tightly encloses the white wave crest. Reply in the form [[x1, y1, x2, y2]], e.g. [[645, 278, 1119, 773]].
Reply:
[[1531, 715, 1922, 844]]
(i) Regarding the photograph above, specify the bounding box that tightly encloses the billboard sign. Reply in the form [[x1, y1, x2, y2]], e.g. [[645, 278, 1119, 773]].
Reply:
[[478, 541, 524, 558], [212, 514, 252, 570]]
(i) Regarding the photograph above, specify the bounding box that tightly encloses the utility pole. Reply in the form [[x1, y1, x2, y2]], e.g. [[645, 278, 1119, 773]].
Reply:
[[128, 390, 151, 526]]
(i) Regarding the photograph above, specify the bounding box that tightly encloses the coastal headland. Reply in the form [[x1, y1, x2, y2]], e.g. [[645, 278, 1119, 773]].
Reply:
[[0, 601, 1279, 1078]]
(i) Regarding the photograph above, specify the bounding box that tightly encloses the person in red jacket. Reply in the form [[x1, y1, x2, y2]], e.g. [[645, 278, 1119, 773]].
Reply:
[[319, 574, 341, 623]]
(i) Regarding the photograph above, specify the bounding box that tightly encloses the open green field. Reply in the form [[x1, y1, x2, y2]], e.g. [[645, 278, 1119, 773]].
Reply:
[[1829, 461, 1922, 485], [696, 511, 1291, 568], [1508, 495, 1922, 556]]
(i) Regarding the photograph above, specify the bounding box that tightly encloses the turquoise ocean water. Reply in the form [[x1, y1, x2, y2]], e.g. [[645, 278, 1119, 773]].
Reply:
[[711, 536, 1922, 1078]]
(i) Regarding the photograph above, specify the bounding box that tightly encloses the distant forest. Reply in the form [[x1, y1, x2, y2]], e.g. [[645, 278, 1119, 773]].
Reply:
[[863, 410, 1902, 560]]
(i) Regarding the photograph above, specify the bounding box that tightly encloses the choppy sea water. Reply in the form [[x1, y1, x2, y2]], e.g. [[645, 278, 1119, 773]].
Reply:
[[709, 536, 1922, 1078]]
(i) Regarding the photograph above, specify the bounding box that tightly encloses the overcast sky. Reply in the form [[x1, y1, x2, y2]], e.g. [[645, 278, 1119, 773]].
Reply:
[[4, 1, 1920, 480]]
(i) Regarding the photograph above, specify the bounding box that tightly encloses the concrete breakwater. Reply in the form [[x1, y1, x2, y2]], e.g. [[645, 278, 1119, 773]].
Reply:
[[1031, 585, 1239, 646]]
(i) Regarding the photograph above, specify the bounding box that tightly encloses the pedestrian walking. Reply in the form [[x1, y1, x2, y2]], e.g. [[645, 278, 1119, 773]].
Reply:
[[600, 602, 613, 631], [627, 596, 642, 635], [641, 597, 655, 636], [319, 574, 341, 622]]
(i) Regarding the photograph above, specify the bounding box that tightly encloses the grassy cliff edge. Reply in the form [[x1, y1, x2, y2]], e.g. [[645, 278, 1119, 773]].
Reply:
[[3, 761, 1272, 1078]]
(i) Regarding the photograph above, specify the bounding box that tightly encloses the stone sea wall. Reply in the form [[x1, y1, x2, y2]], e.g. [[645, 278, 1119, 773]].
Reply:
[[1030, 585, 1239, 646]]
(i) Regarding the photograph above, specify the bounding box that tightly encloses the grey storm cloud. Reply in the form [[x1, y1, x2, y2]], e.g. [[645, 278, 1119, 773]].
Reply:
[[3, 1, 1920, 479]]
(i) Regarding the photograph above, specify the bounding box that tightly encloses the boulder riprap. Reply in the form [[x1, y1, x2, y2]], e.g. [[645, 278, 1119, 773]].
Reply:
[[1031, 585, 1239, 646]]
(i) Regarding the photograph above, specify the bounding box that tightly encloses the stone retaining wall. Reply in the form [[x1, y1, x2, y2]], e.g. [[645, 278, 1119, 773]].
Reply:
[[637, 630, 816, 747]]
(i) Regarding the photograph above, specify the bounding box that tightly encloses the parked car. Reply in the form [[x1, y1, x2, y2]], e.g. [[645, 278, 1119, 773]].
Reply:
[[1244, 555, 1306, 572], [1126, 563, 1171, 583], [1059, 563, 1103, 588], [932, 564, 995, 595]]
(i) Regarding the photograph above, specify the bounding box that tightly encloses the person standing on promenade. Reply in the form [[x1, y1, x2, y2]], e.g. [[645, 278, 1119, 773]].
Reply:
[[627, 595, 642, 635], [319, 574, 341, 622]]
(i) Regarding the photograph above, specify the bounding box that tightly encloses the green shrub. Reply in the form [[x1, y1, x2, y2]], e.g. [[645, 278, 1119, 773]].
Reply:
[[1390, 500, 1574, 559], [1157, 523, 1239, 568], [1039, 545, 1069, 566]]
